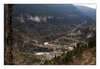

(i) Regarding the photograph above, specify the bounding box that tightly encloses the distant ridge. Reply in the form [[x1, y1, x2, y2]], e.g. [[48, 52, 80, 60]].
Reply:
[[75, 5, 96, 20]]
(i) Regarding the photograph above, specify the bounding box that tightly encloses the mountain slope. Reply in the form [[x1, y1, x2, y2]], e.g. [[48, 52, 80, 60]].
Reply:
[[11, 4, 96, 36], [44, 46, 96, 65], [75, 5, 96, 20], [4, 4, 96, 65], [43, 24, 96, 65], [4, 4, 96, 51]]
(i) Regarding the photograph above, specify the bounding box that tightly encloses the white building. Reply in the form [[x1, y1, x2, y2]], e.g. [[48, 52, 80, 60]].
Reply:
[[47, 53, 49, 55], [44, 42, 49, 45], [68, 47, 73, 51], [35, 53, 43, 55]]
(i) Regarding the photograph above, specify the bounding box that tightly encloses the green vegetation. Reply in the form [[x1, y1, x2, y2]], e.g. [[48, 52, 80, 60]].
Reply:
[[44, 39, 96, 65], [88, 40, 96, 48]]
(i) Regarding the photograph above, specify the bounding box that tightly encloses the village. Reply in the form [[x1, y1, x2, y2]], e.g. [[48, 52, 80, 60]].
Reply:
[[31, 40, 76, 60], [28, 26, 88, 64]]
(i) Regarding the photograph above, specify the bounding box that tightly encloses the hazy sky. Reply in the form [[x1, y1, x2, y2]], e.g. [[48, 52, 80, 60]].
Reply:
[[74, 4, 96, 9]]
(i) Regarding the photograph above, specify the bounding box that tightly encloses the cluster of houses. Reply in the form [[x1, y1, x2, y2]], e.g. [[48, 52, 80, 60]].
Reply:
[[30, 39, 79, 60]]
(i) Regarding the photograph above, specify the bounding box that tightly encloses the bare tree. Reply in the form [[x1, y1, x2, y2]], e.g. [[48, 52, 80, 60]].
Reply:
[[5, 4, 14, 65], [4, 4, 26, 65]]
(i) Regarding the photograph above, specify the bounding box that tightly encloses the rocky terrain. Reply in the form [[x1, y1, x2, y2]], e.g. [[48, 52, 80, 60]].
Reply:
[[4, 4, 96, 65]]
